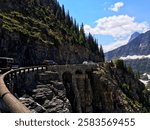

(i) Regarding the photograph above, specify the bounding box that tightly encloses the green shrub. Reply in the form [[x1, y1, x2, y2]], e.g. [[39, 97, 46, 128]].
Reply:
[[122, 83, 130, 90], [112, 58, 124, 69]]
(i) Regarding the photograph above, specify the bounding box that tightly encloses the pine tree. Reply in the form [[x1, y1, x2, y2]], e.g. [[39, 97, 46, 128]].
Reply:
[[79, 23, 86, 46], [65, 11, 71, 24], [55, 7, 61, 19], [99, 45, 105, 61], [61, 5, 65, 20]]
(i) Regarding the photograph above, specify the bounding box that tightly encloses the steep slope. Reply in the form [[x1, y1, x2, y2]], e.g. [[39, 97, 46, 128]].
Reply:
[[91, 61, 150, 112], [16, 61, 150, 113], [105, 30, 150, 60], [0, 0, 104, 66], [105, 30, 150, 73]]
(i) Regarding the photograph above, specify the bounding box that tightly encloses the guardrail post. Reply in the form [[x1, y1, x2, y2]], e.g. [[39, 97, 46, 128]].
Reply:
[[32, 68, 34, 72], [19, 70, 22, 75], [37, 67, 39, 72], [45, 66, 48, 71], [27, 68, 29, 73], [41, 66, 44, 71], [23, 69, 25, 74]]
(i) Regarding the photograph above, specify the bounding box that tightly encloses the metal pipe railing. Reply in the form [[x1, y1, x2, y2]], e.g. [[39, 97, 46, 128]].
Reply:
[[0, 65, 47, 113]]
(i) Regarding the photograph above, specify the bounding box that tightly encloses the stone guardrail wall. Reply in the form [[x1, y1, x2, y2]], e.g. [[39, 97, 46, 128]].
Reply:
[[0, 66, 47, 113]]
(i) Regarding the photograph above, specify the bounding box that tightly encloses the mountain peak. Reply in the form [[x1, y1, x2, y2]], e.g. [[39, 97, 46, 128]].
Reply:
[[128, 32, 140, 43], [105, 30, 150, 73]]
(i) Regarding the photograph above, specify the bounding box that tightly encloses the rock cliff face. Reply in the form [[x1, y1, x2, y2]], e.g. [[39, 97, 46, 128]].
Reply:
[[91, 62, 149, 112], [16, 62, 150, 113], [0, 29, 100, 66], [18, 70, 72, 113]]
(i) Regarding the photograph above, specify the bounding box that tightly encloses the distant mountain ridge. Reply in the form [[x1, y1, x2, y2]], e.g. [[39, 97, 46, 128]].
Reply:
[[105, 30, 150, 60], [105, 30, 150, 73]]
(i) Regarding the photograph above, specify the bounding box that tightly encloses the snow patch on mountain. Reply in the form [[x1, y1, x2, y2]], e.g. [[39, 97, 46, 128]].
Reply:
[[140, 73, 150, 85], [140, 79, 149, 85]]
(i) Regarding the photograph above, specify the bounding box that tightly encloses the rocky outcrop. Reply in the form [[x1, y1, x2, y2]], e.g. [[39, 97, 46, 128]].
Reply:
[[20, 84, 71, 113], [91, 62, 149, 112], [19, 71, 71, 113], [1, 62, 150, 113], [128, 32, 140, 43], [23, 62, 150, 113]]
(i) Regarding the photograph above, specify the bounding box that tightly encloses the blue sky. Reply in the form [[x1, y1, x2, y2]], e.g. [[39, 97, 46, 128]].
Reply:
[[58, 0, 150, 52]]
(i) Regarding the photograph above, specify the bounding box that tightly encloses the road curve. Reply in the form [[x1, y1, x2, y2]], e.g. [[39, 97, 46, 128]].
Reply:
[[0, 67, 38, 113]]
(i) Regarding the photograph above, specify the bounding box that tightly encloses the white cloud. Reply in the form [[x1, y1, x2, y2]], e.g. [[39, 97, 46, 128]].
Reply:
[[109, 2, 124, 12], [84, 15, 149, 38], [84, 15, 149, 52]]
